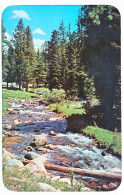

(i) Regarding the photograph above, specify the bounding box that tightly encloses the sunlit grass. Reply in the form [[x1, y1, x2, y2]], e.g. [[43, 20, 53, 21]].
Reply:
[[3, 163, 92, 192], [48, 102, 86, 117], [2, 89, 39, 100], [28, 87, 49, 93], [82, 126, 121, 156], [2, 89, 39, 115], [2, 101, 10, 115]]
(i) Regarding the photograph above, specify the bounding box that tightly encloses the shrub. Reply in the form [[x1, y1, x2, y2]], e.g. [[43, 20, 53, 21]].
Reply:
[[51, 89, 66, 103], [42, 88, 66, 104]]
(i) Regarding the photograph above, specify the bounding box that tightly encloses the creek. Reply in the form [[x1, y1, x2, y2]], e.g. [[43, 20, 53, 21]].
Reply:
[[3, 98, 121, 190]]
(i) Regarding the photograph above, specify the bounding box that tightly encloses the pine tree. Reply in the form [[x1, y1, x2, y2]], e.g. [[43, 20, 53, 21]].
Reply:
[[13, 19, 27, 89], [24, 25, 37, 91], [34, 48, 47, 88], [80, 5, 121, 131], [47, 30, 62, 89], [58, 21, 69, 91], [7, 44, 16, 88], [2, 22, 10, 85], [66, 27, 78, 96]]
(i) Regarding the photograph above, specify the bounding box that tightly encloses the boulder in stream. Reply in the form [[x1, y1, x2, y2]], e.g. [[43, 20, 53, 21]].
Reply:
[[13, 119, 20, 125], [30, 135, 47, 147], [24, 152, 48, 163], [48, 130, 56, 136]]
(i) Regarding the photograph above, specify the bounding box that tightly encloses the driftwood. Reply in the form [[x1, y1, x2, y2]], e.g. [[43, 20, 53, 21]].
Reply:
[[21, 159, 121, 181], [44, 163, 121, 181]]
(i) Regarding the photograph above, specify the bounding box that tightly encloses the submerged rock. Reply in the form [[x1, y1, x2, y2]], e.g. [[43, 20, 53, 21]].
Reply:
[[45, 144, 57, 150]]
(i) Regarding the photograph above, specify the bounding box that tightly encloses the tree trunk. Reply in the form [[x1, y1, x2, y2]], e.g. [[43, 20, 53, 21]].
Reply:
[[44, 163, 121, 181], [7, 82, 8, 89], [26, 82, 28, 92]]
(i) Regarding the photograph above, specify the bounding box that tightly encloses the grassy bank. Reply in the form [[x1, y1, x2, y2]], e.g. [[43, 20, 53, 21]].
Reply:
[[2, 89, 39, 115], [2, 89, 39, 100], [81, 126, 121, 156], [48, 102, 85, 117], [3, 162, 91, 192]]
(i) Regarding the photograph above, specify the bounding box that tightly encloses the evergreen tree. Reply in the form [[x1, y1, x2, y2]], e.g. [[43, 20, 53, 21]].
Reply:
[[58, 21, 69, 91], [2, 22, 10, 84], [34, 48, 47, 87], [7, 44, 16, 88], [66, 27, 78, 96], [13, 19, 27, 89], [80, 5, 121, 131], [47, 30, 62, 89], [24, 25, 37, 91]]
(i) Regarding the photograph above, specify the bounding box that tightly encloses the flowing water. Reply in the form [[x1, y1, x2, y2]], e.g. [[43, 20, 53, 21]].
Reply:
[[3, 98, 121, 189]]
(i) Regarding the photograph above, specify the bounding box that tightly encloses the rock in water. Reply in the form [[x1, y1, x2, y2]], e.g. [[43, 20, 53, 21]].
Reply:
[[4, 125, 12, 130], [37, 183, 58, 192], [24, 152, 48, 163], [13, 119, 20, 125], [32, 135, 47, 147], [25, 146, 33, 151], [48, 131, 56, 136]]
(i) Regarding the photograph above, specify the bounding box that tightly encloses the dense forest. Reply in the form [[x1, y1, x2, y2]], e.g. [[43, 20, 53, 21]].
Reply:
[[2, 5, 121, 132]]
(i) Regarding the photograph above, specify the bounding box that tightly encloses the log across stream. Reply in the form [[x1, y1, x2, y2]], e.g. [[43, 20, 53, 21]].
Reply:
[[3, 98, 122, 190]]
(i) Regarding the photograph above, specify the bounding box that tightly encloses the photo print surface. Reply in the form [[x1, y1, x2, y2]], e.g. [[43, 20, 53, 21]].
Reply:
[[2, 5, 121, 192]]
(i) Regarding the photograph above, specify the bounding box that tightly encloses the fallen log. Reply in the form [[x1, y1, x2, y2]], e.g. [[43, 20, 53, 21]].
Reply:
[[44, 163, 121, 181]]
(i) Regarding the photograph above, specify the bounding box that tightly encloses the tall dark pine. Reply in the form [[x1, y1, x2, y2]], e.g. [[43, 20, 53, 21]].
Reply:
[[34, 48, 47, 88], [47, 30, 62, 89], [66, 26, 78, 96], [7, 44, 16, 88], [58, 21, 68, 91], [81, 5, 121, 131], [25, 25, 36, 91], [13, 19, 26, 90]]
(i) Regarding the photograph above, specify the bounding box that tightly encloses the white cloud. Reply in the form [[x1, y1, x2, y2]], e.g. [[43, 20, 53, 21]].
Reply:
[[33, 38, 45, 50], [10, 10, 31, 20], [33, 28, 46, 35]]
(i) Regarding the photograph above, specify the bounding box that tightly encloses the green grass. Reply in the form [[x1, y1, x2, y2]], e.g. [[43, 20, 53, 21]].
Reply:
[[2, 101, 10, 115], [48, 102, 86, 117], [28, 87, 49, 93], [2, 89, 39, 100], [81, 126, 121, 156], [2, 89, 39, 115], [3, 163, 92, 192]]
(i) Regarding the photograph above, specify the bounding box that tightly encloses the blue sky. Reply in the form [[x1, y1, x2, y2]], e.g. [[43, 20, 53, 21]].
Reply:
[[2, 5, 81, 49]]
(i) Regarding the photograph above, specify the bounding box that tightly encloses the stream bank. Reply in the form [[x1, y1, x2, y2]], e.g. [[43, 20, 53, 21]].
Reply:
[[2, 98, 122, 191]]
